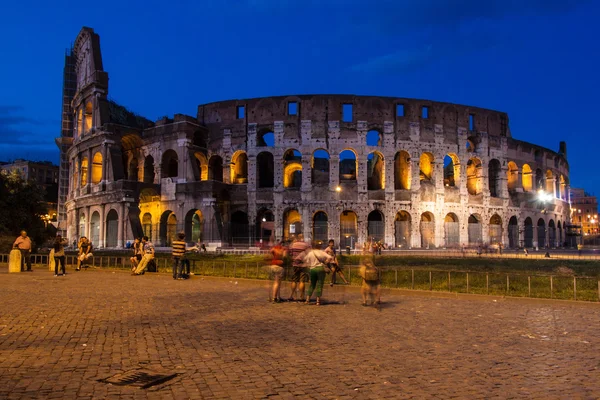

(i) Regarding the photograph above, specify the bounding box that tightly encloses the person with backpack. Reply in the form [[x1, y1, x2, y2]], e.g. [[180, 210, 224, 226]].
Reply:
[[359, 256, 381, 307]]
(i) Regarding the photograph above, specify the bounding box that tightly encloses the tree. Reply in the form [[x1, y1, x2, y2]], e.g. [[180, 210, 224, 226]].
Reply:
[[0, 170, 49, 249]]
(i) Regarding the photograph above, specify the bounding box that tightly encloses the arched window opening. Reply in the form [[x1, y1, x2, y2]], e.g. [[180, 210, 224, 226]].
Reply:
[[545, 170, 554, 195], [159, 211, 178, 247], [339, 150, 357, 182], [534, 150, 542, 163], [71, 161, 79, 191], [466, 138, 476, 153], [142, 212, 153, 240], [91, 152, 102, 184], [256, 209, 274, 246], [230, 152, 248, 184], [192, 129, 207, 148], [367, 152, 385, 190], [194, 152, 208, 181], [508, 216, 519, 248], [183, 209, 203, 244], [548, 219, 556, 248], [257, 152, 274, 188], [311, 149, 330, 186], [537, 218, 546, 248], [84, 102, 93, 132], [90, 211, 100, 246], [522, 164, 532, 192], [367, 210, 384, 242], [209, 155, 223, 182], [394, 211, 411, 248], [489, 214, 502, 245], [507, 161, 518, 192], [444, 213, 459, 248], [283, 209, 302, 242], [524, 217, 534, 248], [535, 168, 544, 191], [79, 214, 86, 239], [257, 130, 275, 147], [128, 157, 139, 181], [283, 149, 302, 189], [80, 157, 89, 187], [466, 157, 482, 195], [340, 210, 358, 250], [161, 150, 178, 179], [394, 151, 411, 190], [144, 155, 155, 183], [419, 152, 434, 183], [77, 109, 83, 137], [443, 154, 460, 187], [312, 211, 328, 246], [105, 209, 119, 248], [557, 221, 563, 247], [488, 159, 501, 197], [230, 211, 249, 246], [468, 214, 482, 245], [420, 212, 435, 248], [366, 130, 382, 146]]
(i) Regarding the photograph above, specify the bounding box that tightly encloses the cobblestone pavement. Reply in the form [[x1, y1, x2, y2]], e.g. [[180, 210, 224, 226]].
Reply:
[[1, 268, 599, 400]]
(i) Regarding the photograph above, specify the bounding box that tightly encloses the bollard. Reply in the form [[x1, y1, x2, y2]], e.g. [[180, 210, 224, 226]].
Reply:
[[48, 249, 55, 271], [8, 249, 21, 273], [466, 273, 469, 293], [506, 275, 510, 294], [486, 273, 489, 295]]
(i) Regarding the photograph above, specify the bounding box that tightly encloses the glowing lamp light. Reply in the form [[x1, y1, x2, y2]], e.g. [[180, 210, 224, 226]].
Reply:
[[262, 217, 266, 222], [335, 186, 342, 192]]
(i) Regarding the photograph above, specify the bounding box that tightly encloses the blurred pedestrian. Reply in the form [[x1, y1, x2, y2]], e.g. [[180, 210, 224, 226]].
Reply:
[[13, 230, 32, 272], [267, 240, 287, 302], [326, 239, 348, 286], [359, 257, 381, 307], [53, 235, 68, 276], [304, 242, 334, 306], [171, 232, 188, 280], [288, 234, 311, 301]]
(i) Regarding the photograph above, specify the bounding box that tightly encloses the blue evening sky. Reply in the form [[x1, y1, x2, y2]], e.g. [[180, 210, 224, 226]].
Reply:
[[0, 0, 599, 192]]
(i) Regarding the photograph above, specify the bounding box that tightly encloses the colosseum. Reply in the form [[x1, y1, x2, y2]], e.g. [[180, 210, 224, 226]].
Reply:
[[56, 27, 572, 250]]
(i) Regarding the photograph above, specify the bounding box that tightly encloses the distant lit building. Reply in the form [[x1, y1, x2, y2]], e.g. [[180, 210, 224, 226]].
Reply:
[[570, 188, 598, 235]]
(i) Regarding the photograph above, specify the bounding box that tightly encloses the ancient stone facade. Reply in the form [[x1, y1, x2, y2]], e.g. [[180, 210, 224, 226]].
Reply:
[[58, 28, 571, 249]]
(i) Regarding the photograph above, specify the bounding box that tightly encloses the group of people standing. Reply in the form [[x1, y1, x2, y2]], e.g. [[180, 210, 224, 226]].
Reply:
[[267, 234, 381, 307]]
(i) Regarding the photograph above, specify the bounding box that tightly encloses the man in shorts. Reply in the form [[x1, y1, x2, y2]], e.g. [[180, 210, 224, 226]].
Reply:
[[287, 234, 311, 301], [268, 241, 286, 302]]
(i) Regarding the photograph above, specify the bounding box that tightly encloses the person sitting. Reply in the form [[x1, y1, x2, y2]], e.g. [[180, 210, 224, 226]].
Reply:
[[129, 238, 143, 272], [76, 237, 93, 271], [133, 236, 154, 275]]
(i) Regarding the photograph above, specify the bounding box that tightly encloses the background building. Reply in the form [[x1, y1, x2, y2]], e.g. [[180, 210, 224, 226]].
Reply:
[[570, 188, 598, 235]]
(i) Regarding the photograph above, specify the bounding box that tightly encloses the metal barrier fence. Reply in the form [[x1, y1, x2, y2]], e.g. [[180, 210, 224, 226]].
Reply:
[[2, 254, 599, 302]]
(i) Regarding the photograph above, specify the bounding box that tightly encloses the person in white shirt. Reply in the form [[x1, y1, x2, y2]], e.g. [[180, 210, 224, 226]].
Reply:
[[303, 242, 334, 306]]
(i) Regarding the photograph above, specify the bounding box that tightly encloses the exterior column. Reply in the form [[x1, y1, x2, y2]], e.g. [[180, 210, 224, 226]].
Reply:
[[302, 205, 312, 243], [101, 142, 109, 183], [117, 202, 124, 249], [85, 206, 92, 240], [98, 206, 105, 248], [177, 139, 190, 183], [411, 214, 421, 248], [87, 149, 93, 187], [329, 154, 339, 191], [301, 157, 311, 191]]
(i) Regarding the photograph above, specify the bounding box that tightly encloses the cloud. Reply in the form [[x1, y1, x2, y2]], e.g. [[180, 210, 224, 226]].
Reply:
[[0, 105, 58, 148]]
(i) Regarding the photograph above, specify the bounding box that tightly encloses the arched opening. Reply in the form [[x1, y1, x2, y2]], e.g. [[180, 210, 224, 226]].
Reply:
[[507, 161, 518, 192], [91, 152, 102, 184], [256, 209, 274, 246], [257, 130, 275, 147], [80, 157, 89, 187], [367, 210, 384, 242], [537, 218, 546, 248], [546, 170, 554, 195], [128, 157, 139, 181], [419, 152, 434, 183], [209, 155, 223, 182], [467, 157, 483, 195], [311, 149, 330, 186], [77, 108, 83, 137], [79, 214, 86, 238], [466, 138, 476, 153], [283, 209, 302, 241], [105, 209, 119, 248], [443, 154, 460, 187], [557, 221, 563, 247], [535, 168, 544, 191], [144, 155, 155, 183], [488, 159, 501, 197], [367, 152, 385, 190], [394, 211, 411, 248], [84, 101, 93, 132], [420, 212, 435, 248], [184, 209, 203, 244], [193, 152, 208, 181], [72, 161, 79, 190], [522, 164, 532, 192], [394, 151, 411, 190], [468, 214, 482, 245], [230, 151, 248, 184], [559, 175, 566, 200], [524, 217, 534, 248], [340, 210, 358, 250], [339, 149, 357, 182], [230, 210, 249, 246], [548, 219, 556, 248], [444, 213, 459, 248], [142, 213, 153, 240], [312, 211, 328, 246], [283, 149, 302, 189], [90, 211, 100, 246], [489, 214, 502, 245], [192, 129, 207, 148], [257, 152, 274, 188], [161, 150, 178, 179], [508, 216, 518, 248], [366, 130, 382, 146], [159, 210, 177, 247]]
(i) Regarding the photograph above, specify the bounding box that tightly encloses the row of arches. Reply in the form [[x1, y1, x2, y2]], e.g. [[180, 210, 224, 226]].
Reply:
[[72, 152, 103, 189], [78, 209, 119, 247]]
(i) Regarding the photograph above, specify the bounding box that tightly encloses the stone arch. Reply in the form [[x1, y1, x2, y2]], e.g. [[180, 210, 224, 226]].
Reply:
[[185, 209, 204, 244], [257, 152, 274, 188], [489, 214, 502, 245], [311, 149, 330, 186], [91, 152, 102, 184], [466, 157, 483, 195], [159, 210, 177, 247], [142, 212, 153, 239], [257, 129, 275, 147], [230, 151, 248, 184], [535, 168, 544, 191], [194, 152, 209, 181], [394, 151, 411, 190], [468, 214, 483, 245], [557, 221, 563, 247], [256, 209, 275, 245], [559, 175, 566, 200], [80, 156, 89, 187], [105, 209, 119, 248], [394, 211, 411, 248], [312, 211, 328, 246], [508, 216, 519, 248], [537, 218, 546, 248], [340, 210, 358, 250], [230, 210, 249, 246], [507, 161, 518, 192], [143, 155, 155, 183], [128, 155, 139, 181], [548, 219, 556, 247], [524, 217, 534, 248], [283, 149, 302, 189], [367, 151, 385, 190], [366, 129, 382, 146], [367, 210, 384, 242], [488, 159, 501, 197], [283, 208, 302, 242], [419, 152, 434, 183], [161, 149, 178, 179], [339, 149, 357, 182], [444, 213, 460, 248], [545, 169, 554, 195], [84, 101, 93, 132], [522, 164, 532, 192], [208, 155, 223, 182], [443, 153, 460, 187], [77, 108, 83, 136], [90, 211, 100, 246], [420, 212, 435, 248]]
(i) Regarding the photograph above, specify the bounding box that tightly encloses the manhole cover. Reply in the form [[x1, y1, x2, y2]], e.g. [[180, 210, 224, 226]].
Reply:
[[99, 369, 179, 389]]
